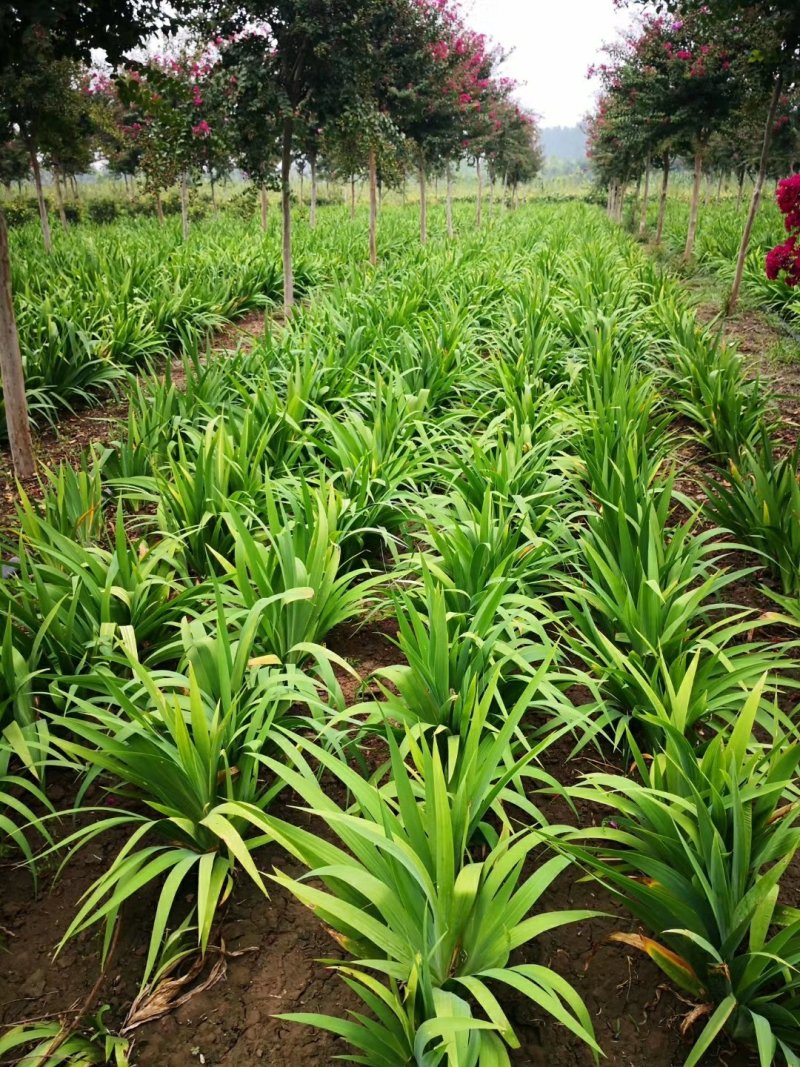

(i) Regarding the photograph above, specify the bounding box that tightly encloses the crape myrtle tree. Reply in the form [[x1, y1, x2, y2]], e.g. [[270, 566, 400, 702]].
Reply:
[[0, 0, 176, 480], [211, 1, 432, 314], [592, 10, 745, 257], [390, 1, 502, 244], [483, 102, 543, 209], [463, 76, 518, 228], [213, 36, 281, 232], [621, 0, 800, 311], [117, 51, 228, 239], [42, 67, 97, 229]]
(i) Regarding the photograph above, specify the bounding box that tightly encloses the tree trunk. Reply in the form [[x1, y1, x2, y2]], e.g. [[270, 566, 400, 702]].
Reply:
[[71, 175, 79, 199], [29, 150, 52, 254], [715, 171, 723, 203], [736, 166, 746, 211], [446, 161, 454, 239], [180, 173, 190, 241], [155, 192, 164, 226], [638, 156, 650, 238], [476, 156, 483, 229], [0, 211, 35, 479], [350, 177, 356, 221], [607, 185, 613, 218], [617, 184, 627, 224], [54, 172, 68, 232], [683, 145, 704, 260], [260, 185, 268, 232], [309, 154, 318, 229], [368, 147, 378, 266], [299, 172, 304, 208], [281, 116, 294, 315], [210, 175, 218, 214], [728, 74, 783, 315], [656, 158, 670, 246], [418, 157, 427, 246]]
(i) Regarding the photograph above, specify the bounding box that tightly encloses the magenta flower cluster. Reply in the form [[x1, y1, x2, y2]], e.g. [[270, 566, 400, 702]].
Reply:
[[766, 176, 800, 288]]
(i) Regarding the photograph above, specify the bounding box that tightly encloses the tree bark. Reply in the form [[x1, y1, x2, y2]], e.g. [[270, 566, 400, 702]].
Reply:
[[260, 185, 268, 232], [656, 158, 670, 246], [476, 156, 483, 229], [736, 165, 746, 211], [446, 161, 454, 239], [54, 171, 68, 232], [368, 147, 378, 266], [0, 211, 35, 479], [638, 156, 650, 238], [155, 192, 165, 226], [683, 144, 704, 260], [281, 116, 294, 314], [728, 74, 783, 315], [180, 173, 190, 241], [30, 150, 52, 254], [309, 153, 318, 229], [418, 156, 427, 245], [210, 174, 218, 214], [350, 177, 356, 220], [715, 171, 723, 203]]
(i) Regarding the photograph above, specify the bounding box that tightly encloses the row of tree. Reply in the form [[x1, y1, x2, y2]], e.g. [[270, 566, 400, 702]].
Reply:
[[0, 0, 543, 479], [586, 0, 800, 310]]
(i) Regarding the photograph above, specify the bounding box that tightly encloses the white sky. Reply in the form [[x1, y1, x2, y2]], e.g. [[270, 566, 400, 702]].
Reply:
[[467, 0, 632, 127]]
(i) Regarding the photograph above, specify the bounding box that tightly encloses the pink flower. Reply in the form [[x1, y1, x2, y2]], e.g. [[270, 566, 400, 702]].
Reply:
[[192, 119, 211, 138], [766, 237, 800, 285]]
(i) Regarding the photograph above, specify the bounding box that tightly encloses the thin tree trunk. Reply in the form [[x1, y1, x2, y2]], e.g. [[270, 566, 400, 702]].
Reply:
[[728, 74, 783, 315], [299, 172, 304, 208], [368, 147, 378, 266], [29, 150, 52, 254], [607, 185, 613, 218], [71, 175, 79, 199], [476, 156, 483, 229], [736, 166, 746, 210], [281, 116, 294, 314], [715, 172, 723, 203], [180, 173, 190, 241], [309, 154, 318, 229], [54, 172, 68, 231], [155, 192, 165, 226], [638, 157, 650, 238], [0, 211, 34, 479], [260, 186, 268, 231], [210, 175, 218, 213], [350, 177, 356, 221], [656, 158, 670, 246], [617, 183, 627, 224], [418, 157, 427, 245], [683, 145, 704, 260], [446, 161, 454, 239]]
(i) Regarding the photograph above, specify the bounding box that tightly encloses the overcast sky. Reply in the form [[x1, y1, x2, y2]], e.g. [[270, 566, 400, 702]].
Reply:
[[467, 0, 632, 127]]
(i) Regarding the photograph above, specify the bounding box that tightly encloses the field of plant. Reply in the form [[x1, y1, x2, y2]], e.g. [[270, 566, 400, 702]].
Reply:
[[0, 201, 799, 1066], [1, 216, 327, 439]]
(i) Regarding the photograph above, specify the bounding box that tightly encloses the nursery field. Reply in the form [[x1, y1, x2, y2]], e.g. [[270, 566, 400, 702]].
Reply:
[[2, 202, 800, 1067]]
